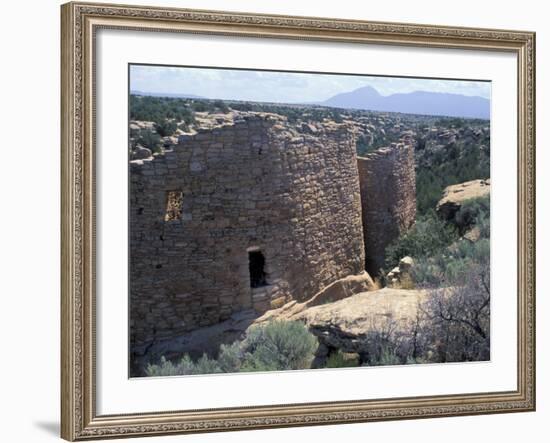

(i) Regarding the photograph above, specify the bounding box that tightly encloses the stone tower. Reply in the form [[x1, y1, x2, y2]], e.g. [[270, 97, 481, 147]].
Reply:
[[357, 143, 417, 276], [129, 113, 366, 346]]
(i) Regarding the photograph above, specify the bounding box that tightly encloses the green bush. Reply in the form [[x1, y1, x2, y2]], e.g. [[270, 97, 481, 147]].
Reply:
[[411, 233, 490, 287], [326, 350, 360, 368], [385, 210, 458, 270], [241, 321, 318, 372], [130, 95, 195, 123], [193, 355, 223, 375], [385, 194, 490, 287], [415, 140, 490, 216], [365, 347, 402, 367], [145, 320, 318, 377], [217, 342, 242, 373], [453, 195, 490, 235], [155, 120, 178, 137], [146, 355, 200, 377], [136, 128, 162, 153], [213, 100, 230, 113], [331, 111, 343, 123]]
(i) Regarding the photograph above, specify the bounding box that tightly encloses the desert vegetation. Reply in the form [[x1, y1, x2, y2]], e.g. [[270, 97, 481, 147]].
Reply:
[[146, 321, 318, 376], [382, 194, 490, 362]]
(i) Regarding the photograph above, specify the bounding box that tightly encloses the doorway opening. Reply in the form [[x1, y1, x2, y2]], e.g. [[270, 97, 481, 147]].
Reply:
[[248, 250, 268, 288]]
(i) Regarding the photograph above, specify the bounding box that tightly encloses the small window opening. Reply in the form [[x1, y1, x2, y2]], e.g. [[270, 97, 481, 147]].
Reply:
[[164, 190, 183, 221], [249, 250, 268, 288]]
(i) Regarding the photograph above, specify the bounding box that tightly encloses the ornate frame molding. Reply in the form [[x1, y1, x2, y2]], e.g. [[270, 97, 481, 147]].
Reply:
[[61, 1, 536, 440]]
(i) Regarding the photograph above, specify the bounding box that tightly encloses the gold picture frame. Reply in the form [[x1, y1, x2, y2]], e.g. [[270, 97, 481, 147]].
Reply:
[[61, 1, 536, 440]]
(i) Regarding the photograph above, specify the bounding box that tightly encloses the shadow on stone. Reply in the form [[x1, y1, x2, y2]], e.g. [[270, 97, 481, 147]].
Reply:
[[131, 309, 259, 376]]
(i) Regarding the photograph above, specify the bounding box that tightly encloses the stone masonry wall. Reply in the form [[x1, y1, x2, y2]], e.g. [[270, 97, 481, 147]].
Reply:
[[357, 143, 416, 276], [130, 114, 365, 346]]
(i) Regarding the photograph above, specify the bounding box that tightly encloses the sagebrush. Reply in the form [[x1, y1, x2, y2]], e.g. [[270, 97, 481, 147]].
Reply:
[[146, 320, 318, 376]]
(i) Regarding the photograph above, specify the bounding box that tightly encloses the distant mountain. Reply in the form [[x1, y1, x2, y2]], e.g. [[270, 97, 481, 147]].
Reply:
[[323, 86, 490, 119], [131, 90, 205, 99]]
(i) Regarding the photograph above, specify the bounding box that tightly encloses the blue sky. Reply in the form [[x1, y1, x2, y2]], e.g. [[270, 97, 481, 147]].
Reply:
[[130, 65, 491, 103]]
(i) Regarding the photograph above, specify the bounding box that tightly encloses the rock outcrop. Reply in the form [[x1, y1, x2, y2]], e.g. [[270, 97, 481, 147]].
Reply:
[[386, 256, 414, 288], [254, 283, 426, 365], [254, 271, 376, 323], [293, 288, 427, 362], [131, 145, 152, 160], [436, 178, 490, 220]]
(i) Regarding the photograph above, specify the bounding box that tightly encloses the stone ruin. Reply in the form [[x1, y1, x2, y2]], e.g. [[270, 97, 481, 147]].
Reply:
[[357, 143, 416, 275], [130, 113, 416, 346]]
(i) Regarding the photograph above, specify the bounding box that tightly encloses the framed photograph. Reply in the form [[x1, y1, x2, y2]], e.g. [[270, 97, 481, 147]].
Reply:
[[61, 1, 536, 440]]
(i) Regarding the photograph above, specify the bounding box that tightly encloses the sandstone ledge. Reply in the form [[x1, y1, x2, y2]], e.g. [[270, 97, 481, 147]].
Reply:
[[436, 178, 490, 220], [294, 288, 427, 356]]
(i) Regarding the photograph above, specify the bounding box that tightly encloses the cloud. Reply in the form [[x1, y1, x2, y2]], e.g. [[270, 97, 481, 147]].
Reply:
[[130, 65, 491, 103]]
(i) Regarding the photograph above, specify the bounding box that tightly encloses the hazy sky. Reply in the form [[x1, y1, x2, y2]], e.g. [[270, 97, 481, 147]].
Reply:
[[130, 65, 491, 103]]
